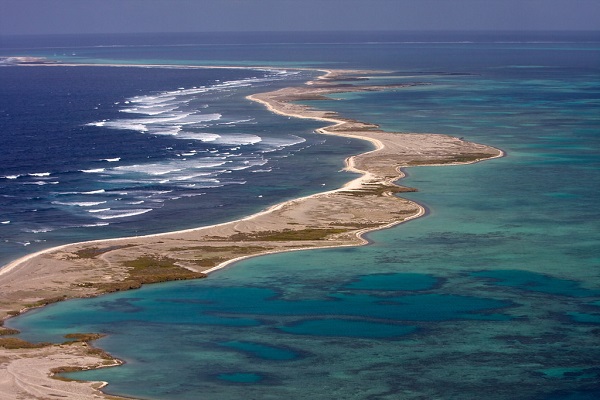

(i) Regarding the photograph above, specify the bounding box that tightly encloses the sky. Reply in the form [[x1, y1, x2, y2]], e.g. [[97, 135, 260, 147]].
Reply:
[[1, 0, 599, 35]]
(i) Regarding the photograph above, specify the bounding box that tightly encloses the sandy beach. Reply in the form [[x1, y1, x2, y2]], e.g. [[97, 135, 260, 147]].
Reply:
[[0, 64, 502, 399]]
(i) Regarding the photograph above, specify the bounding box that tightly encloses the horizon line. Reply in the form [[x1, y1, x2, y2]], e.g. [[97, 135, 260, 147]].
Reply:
[[3, 29, 600, 37]]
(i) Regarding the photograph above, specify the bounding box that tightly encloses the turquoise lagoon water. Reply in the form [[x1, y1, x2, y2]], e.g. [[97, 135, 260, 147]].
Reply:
[[4, 33, 600, 399]]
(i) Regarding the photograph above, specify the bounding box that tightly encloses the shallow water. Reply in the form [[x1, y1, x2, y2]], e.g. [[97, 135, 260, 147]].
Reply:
[[4, 32, 600, 399]]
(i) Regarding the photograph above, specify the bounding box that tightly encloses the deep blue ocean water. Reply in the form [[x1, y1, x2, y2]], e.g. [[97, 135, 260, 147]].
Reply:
[[0, 65, 367, 264], [2, 32, 600, 399]]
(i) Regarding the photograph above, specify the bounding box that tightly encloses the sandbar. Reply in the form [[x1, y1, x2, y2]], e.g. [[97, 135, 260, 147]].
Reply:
[[0, 63, 502, 399]]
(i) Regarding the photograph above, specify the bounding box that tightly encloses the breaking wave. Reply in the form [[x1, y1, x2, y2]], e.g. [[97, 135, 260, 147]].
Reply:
[[93, 209, 153, 220]]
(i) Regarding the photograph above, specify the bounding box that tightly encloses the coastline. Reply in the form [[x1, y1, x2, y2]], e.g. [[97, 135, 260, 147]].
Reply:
[[0, 63, 503, 399]]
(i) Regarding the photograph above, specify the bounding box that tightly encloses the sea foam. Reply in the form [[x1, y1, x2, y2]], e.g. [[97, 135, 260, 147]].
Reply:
[[81, 168, 106, 173], [93, 208, 153, 220], [63, 70, 299, 226], [88, 208, 111, 213], [82, 189, 106, 194], [52, 201, 107, 207]]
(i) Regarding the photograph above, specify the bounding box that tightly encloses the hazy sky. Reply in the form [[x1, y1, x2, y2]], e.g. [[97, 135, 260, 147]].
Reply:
[[1, 0, 599, 35]]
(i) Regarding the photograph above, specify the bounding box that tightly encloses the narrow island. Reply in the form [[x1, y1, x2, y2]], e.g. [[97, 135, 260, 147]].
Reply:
[[0, 66, 502, 399]]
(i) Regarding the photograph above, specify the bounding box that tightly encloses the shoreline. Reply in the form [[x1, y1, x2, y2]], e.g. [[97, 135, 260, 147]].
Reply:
[[0, 62, 503, 399]]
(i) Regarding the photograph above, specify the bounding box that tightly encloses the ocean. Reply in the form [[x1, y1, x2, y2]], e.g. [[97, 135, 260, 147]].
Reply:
[[2, 31, 600, 399], [0, 63, 367, 265]]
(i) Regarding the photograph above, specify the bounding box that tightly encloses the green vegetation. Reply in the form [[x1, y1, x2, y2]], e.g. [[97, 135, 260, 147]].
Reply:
[[406, 153, 496, 166], [95, 256, 205, 293], [24, 295, 68, 309], [329, 120, 379, 132], [73, 244, 135, 259], [169, 245, 266, 254], [1, 296, 70, 320], [391, 209, 421, 216], [50, 366, 84, 381], [329, 222, 382, 229], [56, 334, 117, 381], [0, 320, 20, 336], [123, 255, 203, 279], [73, 247, 106, 259], [289, 94, 329, 101], [230, 228, 349, 242], [94, 280, 143, 293], [167, 245, 269, 268], [343, 184, 416, 197], [64, 333, 105, 342], [84, 346, 115, 360], [0, 327, 20, 336], [190, 257, 227, 268], [0, 337, 51, 349]]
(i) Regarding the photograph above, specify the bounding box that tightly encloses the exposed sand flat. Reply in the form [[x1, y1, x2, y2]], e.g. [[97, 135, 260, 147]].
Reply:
[[0, 65, 502, 399], [0, 342, 126, 400]]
